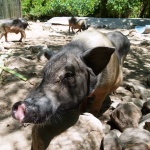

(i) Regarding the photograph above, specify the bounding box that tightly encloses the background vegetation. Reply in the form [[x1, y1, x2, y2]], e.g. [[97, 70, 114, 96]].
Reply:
[[22, 0, 150, 20]]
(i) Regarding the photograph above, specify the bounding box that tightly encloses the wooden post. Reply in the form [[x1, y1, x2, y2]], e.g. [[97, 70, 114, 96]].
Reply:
[[0, 0, 22, 19]]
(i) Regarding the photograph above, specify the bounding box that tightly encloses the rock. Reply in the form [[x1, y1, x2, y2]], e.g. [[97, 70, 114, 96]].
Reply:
[[37, 48, 54, 63], [111, 129, 122, 137], [128, 30, 137, 37], [141, 40, 150, 45], [116, 86, 133, 97], [103, 123, 111, 134], [123, 67, 132, 76], [144, 121, 150, 132], [139, 113, 150, 130], [121, 96, 132, 103], [24, 55, 34, 60], [124, 143, 149, 150], [131, 98, 144, 110], [99, 109, 112, 123], [142, 100, 150, 114], [124, 81, 150, 101], [110, 101, 121, 109], [3, 42, 14, 49], [119, 128, 150, 149], [31, 113, 104, 150], [103, 131, 122, 150], [110, 102, 142, 131], [42, 22, 52, 30], [0, 44, 4, 51], [5, 56, 35, 69], [144, 122, 150, 132], [27, 45, 47, 54], [133, 92, 141, 99], [123, 82, 136, 93], [139, 88, 150, 101], [145, 75, 150, 86], [36, 20, 40, 23]]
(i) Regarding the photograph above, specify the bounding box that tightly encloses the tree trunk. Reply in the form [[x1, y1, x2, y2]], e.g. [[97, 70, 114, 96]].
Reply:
[[139, 1, 148, 18], [100, 0, 108, 18]]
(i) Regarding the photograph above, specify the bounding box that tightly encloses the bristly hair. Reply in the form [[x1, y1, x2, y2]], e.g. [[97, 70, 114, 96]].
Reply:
[[69, 17, 77, 24]]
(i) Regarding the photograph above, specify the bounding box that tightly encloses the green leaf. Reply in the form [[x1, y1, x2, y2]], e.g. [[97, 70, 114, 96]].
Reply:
[[0, 65, 27, 81]]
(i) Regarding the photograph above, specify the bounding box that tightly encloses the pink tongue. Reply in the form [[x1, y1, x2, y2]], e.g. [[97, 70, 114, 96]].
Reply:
[[14, 104, 25, 123]]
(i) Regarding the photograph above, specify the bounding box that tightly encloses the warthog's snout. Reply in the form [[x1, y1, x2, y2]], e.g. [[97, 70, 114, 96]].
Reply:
[[12, 101, 25, 123], [12, 97, 54, 124]]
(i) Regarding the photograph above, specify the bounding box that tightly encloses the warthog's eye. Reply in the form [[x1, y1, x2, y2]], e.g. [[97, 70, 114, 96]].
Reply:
[[63, 72, 75, 83], [64, 72, 74, 79]]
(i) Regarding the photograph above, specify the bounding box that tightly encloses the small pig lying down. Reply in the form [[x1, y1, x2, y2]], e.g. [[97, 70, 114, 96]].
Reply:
[[0, 18, 28, 42], [12, 29, 130, 125]]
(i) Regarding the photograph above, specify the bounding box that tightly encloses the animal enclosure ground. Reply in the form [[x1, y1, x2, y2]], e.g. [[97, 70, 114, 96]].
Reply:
[[0, 21, 150, 149]]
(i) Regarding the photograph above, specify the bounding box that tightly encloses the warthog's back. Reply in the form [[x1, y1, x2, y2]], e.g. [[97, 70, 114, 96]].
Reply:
[[72, 28, 113, 50]]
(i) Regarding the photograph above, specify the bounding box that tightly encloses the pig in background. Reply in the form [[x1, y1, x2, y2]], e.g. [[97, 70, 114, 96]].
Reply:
[[0, 18, 28, 42], [68, 16, 90, 33]]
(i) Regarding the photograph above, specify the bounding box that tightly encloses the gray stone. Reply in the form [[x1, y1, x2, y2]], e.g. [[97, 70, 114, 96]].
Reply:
[[111, 102, 142, 131], [124, 143, 149, 150], [119, 128, 150, 149], [144, 122, 150, 132], [32, 113, 104, 150], [133, 92, 141, 99], [110, 101, 121, 109], [103, 131, 122, 150], [139, 113, 150, 130], [0, 44, 4, 51], [139, 88, 150, 101], [116, 86, 133, 97], [37, 48, 51, 63], [103, 123, 111, 134], [131, 98, 144, 110], [121, 96, 132, 103], [3, 42, 14, 49], [42, 22, 52, 30], [124, 81, 150, 101], [111, 129, 122, 137], [5, 56, 35, 69], [145, 75, 150, 86], [142, 100, 150, 114]]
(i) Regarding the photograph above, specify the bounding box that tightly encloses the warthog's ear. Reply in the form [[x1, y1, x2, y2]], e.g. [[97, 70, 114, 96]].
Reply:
[[81, 46, 115, 75]]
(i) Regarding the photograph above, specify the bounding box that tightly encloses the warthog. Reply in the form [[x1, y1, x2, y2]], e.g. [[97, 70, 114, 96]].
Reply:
[[68, 17, 89, 33], [0, 18, 28, 42]]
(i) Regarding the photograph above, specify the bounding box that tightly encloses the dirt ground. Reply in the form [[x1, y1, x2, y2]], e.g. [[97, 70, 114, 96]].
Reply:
[[0, 22, 150, 150]]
